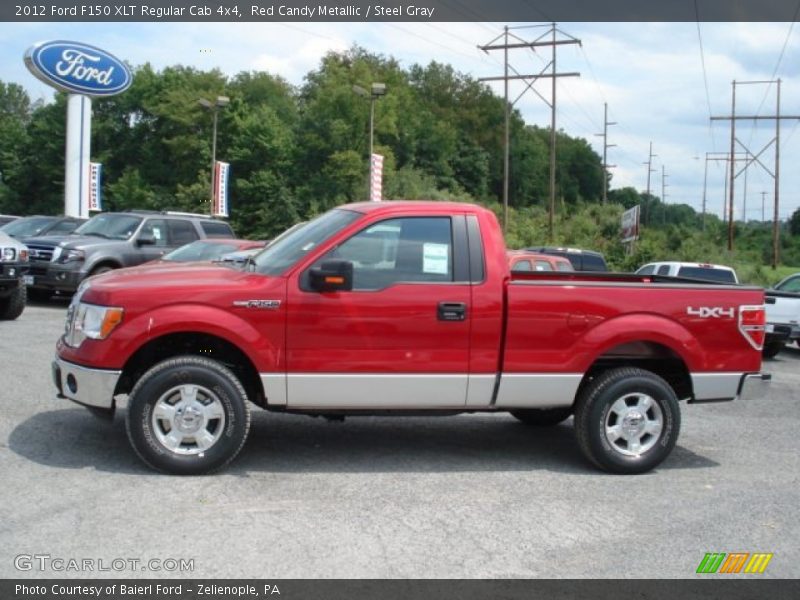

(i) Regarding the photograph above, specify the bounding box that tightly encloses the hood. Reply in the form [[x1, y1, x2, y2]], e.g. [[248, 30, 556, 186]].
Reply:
[[80, 262, 281, 309], [20, 233, 77, 247]]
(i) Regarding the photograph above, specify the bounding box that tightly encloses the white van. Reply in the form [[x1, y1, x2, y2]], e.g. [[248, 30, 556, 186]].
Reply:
[[635, 261, 739, 284]]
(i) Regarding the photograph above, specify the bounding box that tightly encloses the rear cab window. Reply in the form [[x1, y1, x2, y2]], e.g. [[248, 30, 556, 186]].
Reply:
[[201, 221, 235, 238], [677, 266, 737, 283]]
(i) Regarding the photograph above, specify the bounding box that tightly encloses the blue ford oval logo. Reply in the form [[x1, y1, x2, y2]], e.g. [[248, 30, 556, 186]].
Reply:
[[24, 40, 132, 97]]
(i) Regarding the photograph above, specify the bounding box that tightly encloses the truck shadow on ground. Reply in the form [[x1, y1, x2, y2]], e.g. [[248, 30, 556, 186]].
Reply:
[[8, 409, 718, 475]]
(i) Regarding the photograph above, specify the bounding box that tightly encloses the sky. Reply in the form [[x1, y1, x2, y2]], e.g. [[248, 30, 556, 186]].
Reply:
[[1, 20, 799, 221]]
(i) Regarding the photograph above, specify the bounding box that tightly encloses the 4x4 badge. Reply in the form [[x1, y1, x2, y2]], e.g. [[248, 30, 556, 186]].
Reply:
[[687, 306, 735, 318], [232, 299, 281, 310]]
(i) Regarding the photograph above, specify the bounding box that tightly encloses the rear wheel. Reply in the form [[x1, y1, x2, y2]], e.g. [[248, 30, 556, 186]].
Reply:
[[125, 356, 251, 475], [510, 407, 572, 426], [0, 282, 26, 320], [574, 367, 680, 474]]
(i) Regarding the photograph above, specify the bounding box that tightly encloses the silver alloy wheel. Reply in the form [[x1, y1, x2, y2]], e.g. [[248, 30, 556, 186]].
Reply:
[[151, 384, 226, 455], [603, 392, 663, 457]]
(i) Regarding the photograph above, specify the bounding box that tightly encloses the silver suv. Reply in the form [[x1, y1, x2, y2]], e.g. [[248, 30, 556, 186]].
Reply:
[[24, 211, 234, 298]]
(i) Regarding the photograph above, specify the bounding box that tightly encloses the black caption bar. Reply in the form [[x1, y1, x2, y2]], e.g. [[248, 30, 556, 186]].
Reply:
[[3, 580, 800, 600], [2, 0, 799, 22]]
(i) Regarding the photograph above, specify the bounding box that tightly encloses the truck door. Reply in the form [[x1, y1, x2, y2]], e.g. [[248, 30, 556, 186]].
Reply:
[[285, 215, 472, 409]]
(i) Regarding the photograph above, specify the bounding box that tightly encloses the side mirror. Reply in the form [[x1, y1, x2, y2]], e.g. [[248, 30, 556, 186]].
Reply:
[[137, 233, 156, 246], [309, 259, 353, 292]]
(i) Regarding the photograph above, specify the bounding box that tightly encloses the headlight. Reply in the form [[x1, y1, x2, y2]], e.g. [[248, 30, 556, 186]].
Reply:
[[1, 247, 16, 262], [58, 249, 85, 264], [64, 302, 124, 348]]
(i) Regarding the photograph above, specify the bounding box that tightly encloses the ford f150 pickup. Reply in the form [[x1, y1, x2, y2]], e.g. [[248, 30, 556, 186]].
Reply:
[[52, 201, 770, 475]]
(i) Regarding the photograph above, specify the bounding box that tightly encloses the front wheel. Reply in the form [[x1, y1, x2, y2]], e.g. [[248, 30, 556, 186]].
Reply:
[[125, 356, 251, 475], [574, 367, 680, 474], [0, 281, 26, 320]]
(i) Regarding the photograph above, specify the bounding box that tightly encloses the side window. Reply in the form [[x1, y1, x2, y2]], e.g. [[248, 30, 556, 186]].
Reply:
[[49, 220, 80, 234], [140, 219, 169, 247], [535, 260, 554, 271], [582, 255, 606, 271], [657, 265, 671, 276], [169, 219, 200, 246], [513, 259, 533, 271], [321, 217, 453, 290], [638, 265, 655, 275]]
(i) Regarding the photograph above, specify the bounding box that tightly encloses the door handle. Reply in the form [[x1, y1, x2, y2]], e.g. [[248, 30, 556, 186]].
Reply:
[[437, 302, 467, 321]]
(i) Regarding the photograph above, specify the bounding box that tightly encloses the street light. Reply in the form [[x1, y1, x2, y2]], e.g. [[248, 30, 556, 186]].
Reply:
[[352, 82, 386, 160], [198, 95, 230, 212]]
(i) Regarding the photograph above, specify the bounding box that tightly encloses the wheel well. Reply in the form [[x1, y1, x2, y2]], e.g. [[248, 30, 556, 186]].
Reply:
[[90, 261, 122, 274], [116, 332, 265, 407], [577, 341, 692, 402]]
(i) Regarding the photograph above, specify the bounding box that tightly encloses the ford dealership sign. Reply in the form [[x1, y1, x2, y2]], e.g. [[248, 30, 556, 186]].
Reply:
[[24, 41, 131, 97]]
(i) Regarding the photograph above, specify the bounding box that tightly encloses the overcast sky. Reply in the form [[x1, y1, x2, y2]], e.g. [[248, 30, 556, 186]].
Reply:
[[2, 20, 799, 220]]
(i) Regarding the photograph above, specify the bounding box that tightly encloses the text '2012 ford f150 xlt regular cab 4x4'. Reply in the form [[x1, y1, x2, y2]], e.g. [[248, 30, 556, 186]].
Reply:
[[52, 201, 770, 475]]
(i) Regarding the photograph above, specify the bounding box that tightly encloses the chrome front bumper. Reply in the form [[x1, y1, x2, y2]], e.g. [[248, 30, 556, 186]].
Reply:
[[52, 357, 121, 410], [738, 372, 772, 401]]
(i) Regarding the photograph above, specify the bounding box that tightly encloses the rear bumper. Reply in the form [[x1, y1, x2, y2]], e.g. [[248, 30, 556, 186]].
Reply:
[[690, 371, 771, 403], [52, 356, 121, 410], [737, 372, 772, 402]]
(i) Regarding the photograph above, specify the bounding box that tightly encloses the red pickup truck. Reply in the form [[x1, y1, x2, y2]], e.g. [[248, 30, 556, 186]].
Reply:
[[52, 201, 770, 475]]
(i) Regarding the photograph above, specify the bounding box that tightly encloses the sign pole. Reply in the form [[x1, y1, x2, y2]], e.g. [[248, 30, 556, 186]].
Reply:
[[64, 94, 92, 217]]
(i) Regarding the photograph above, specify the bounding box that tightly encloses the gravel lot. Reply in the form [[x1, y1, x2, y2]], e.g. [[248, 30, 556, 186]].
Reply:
[[1, 300, 798, 579]]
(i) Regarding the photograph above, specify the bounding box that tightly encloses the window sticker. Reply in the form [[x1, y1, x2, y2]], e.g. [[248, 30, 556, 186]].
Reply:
[[423, 243, 449, 274]]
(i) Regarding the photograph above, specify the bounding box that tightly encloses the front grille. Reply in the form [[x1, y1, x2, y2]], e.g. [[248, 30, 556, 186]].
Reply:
[[26, 244, 55, 263]]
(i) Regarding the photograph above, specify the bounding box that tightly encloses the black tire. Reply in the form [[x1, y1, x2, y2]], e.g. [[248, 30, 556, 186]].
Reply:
[[762, 341, 784, 359], [574, 367, 680, 474], [125, 356, 251, 475], [510, 407, 572, 426], [0, 281, 26, 320], [90, 265, 114, 277]]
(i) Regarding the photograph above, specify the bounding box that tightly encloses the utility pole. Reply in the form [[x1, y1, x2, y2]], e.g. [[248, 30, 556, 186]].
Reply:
[[661, 165, 669, 224], [643, 142, 657, 225], [761, 191, 767, 222], [595, 102, 616, 203], [479, 23, 580, 238], [711, 79, 800, 263]]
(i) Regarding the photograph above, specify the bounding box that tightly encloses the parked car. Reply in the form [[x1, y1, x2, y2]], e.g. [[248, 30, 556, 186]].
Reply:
[[1, 215, 86, 239], [636, 261, 739, 284], [0, 231, 29, 320], [507, 250, 574, 272], [53, 201, 769, 475], [157, 239, 266, 263], [764, 272, 800, 355], [0, 214, 20, 227], [24, 211, 235, 299], [525, 246, 608, 271]]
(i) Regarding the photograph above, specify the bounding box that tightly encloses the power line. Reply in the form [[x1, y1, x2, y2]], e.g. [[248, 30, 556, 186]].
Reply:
[[693, 2, 717, 150]]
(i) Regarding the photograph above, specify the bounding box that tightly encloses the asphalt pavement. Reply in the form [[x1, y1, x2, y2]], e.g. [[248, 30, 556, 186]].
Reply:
[[1, 300, 798, 578]]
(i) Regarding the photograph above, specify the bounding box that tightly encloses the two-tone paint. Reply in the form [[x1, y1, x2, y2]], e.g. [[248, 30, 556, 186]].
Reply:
[[55, 201, 767, 417]]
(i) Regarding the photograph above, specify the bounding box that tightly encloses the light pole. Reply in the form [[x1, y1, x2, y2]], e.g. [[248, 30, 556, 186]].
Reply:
[[198, 95, 230, 212], [353, 83, 386, 197]]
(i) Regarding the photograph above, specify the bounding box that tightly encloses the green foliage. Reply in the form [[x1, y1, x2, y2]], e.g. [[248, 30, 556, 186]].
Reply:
[[0, 45, 797, 274]]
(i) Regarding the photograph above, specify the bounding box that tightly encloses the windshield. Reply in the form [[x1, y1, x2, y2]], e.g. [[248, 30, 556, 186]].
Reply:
[[253, 209, 361, 276], [163, 240, 240, 261], [1, 216, 55, 237], [76, 214, 142, 240]]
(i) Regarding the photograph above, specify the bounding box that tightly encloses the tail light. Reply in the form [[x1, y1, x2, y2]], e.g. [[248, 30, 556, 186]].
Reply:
[[739, 305, 766, 350]]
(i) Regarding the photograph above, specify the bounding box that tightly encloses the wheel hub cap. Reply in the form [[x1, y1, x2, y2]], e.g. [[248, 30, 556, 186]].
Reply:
[[604, 392, 663, 457], [175, 404, 204, 433]]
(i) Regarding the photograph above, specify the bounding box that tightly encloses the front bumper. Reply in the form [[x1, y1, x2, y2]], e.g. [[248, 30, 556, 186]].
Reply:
[[737, 372, 772, 401], [52, 356, 121, 410], [29, 264, 84, 293]]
